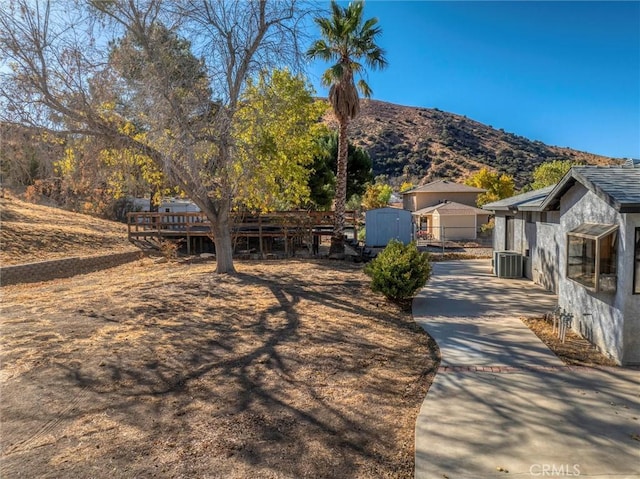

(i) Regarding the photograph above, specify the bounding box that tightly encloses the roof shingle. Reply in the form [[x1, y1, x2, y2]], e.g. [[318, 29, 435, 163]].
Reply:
[[483, 166, 640, 214], [482, 185, 555, 211]]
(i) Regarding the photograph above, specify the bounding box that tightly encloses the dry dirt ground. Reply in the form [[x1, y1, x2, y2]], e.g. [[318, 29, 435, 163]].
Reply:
[[0, 259, 438, 479], [1, 189, 622, 478], [0, 192, 137, 265]]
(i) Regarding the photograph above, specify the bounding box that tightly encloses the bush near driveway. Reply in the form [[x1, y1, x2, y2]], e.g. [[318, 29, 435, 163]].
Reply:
[[364, 240, 432, 302]]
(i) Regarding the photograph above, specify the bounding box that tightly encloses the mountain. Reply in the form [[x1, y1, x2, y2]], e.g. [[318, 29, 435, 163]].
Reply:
[[323, 99, 621, 188]]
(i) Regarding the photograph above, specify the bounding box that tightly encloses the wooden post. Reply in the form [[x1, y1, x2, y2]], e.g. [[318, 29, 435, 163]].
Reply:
[[284, 226, 288, 257], [186, 214, 191, 256], [259, 214, 264, 258]]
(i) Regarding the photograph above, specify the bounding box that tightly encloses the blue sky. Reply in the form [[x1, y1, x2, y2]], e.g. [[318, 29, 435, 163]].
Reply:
[[306, 1, 640, 159]]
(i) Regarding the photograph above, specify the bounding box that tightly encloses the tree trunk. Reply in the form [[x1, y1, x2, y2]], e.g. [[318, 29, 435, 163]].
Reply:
[[330, 118, 349, 256], [209, 197, 236, 274], [212, 218, 236, 274], [191, 196, 236, 274]]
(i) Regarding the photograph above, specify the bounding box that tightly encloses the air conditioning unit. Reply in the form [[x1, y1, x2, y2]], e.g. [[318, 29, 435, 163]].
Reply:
[[494, 251, 523, 279]]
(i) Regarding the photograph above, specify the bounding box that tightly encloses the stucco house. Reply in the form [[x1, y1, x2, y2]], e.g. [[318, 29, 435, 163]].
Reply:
[[402, 179, 486, 211], [412, 201, 490, 240], [483, 166, 640, 366], [481, 185, 558, 289]]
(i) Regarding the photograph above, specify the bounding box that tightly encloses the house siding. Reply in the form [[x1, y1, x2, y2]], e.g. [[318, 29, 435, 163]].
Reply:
[[492, 211, 560, 290], [621, 213, 640, 365], [557, 183, 640, 365], [531, 222, 561, 293], [493, 212, 527, 252], [405, 191, 480, 211], [432, 212, 477, 240], [493, 213, 508, 251], [486, 169, 640, 365], [403, 194, 416, 211]]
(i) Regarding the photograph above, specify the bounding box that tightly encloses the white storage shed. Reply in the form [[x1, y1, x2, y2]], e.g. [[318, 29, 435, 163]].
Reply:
[[365, 207, 412, 247]]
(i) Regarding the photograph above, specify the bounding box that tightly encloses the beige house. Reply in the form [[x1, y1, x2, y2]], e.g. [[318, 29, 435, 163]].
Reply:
[[413, 201, 490, 240], [402, 179, 486, 211]]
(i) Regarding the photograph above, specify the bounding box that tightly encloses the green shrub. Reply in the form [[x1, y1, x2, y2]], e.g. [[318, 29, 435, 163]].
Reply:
[[364, 240, 432, 302]]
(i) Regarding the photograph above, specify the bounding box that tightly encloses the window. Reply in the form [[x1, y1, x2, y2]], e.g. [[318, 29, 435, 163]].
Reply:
[[567, 223, 618, 292], [634, 228, 640, 294]]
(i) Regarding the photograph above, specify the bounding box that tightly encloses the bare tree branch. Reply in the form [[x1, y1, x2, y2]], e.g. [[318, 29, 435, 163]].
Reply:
[[0, 0, 309, 273]]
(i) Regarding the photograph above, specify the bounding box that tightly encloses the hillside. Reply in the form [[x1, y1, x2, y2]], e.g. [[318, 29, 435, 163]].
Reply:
[[2, 101, 622, 196], [324, 99, 621, 188], [0, 192, 137, 266]]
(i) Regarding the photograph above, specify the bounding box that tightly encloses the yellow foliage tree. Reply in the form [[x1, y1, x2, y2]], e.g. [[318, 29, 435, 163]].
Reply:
[[234, 69, 329, 212], [464, 167, 515, 206], [361, 183, 393, 210], [399, 181, 414, 193]]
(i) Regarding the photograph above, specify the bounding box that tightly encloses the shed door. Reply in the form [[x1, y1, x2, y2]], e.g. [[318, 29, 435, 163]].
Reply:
[[378, 212, 400, 244]]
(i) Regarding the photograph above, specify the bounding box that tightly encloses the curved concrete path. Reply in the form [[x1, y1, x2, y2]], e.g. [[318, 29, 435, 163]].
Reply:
[[413, 260, 640, 479]]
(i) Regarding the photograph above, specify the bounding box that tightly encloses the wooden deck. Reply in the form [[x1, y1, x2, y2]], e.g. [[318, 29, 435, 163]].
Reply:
[[127, 211, 359, 256]]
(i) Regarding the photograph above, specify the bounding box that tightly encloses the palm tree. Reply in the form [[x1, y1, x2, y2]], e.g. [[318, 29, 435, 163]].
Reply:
[[307, 0, 386, 255]]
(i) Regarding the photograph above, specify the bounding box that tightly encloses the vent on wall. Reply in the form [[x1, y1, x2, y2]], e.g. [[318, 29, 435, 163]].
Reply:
[[494, 251, 523, 279]]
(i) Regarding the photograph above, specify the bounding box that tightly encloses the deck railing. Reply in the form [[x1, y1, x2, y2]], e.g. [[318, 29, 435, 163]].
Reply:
[[127, 210, 359, 255]]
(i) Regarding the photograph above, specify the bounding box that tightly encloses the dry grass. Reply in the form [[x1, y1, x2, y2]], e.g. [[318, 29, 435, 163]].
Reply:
[[522, 316, 618, 367], [0, 189, 437, 477], [1, 259, 437, 478], [0, 192, 136, 265]]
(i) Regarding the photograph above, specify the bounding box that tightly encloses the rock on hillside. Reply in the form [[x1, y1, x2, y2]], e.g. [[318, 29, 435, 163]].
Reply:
[[323, 99, 621, 188]]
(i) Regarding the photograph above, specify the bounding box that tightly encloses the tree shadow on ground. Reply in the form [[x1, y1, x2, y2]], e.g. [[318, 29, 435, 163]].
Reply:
[[1, 260, 437, 479]]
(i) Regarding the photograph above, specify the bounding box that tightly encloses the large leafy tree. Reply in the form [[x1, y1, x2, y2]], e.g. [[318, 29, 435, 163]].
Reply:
[[0, 0, 308, 273], [361, 182, 392, 210], [234, 69, 329, 211], [308, 132, 373, 210], [530, 159, 577, 190], [307, 0, 386, 255], [464, 167, 515, 206]]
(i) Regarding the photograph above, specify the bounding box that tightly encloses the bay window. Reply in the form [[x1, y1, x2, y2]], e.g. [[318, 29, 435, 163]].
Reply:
[[567, 223, 618, 292]]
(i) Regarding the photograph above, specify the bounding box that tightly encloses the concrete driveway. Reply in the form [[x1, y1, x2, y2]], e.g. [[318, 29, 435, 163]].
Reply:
[[413, 260, 640, 479]]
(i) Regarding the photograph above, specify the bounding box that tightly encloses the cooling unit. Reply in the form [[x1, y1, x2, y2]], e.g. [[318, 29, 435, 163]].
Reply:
[[494, 251, 523, 279]]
